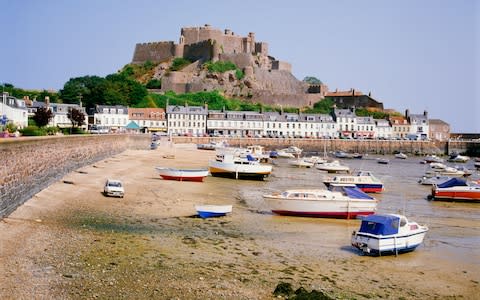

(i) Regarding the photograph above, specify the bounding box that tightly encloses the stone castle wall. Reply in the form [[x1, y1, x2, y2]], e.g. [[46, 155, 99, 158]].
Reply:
[[183, 40, 214, 63], [132, 42, 176, 64], [0, 135, 150, 218]]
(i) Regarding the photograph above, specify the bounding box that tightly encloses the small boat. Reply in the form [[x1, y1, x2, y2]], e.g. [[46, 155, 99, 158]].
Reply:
[[195, 204, 232, 218], [316, 160, 350, 173], [197, 140, 228, 151], [155, 167, 209, 182], [448, 154, 470, 163], [334, 150, 351, 159], [208, 152, 272, 180], [377, 158, 390, 164], [351, 214, 428, 256], [418, 175, 452, 185], [424, 166, 465, 178], [394, 152, 408, 159], [150, 142, 158, 150], [263, 184, 378, 219], [323, 171, 384, 193], [289, 158, 315, 168], [269, 150, 279, 158], [276, 146, 302, 158], [424, 155, 444, 163], [430, 178, 480, 202], [429, 162, 447, 170], [475, 161, 480, 169]]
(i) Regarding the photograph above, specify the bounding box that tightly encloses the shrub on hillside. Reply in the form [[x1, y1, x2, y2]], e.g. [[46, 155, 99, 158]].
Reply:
[[170, 58, 191, 71], [204, 60, 237, 73]]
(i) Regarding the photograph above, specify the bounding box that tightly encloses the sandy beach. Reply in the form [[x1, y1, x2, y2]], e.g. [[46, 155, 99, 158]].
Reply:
[[1, 142, 479, 299]]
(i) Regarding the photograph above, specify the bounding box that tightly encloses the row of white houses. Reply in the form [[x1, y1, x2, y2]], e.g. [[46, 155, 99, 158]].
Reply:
[[1, 93, 431, 140]]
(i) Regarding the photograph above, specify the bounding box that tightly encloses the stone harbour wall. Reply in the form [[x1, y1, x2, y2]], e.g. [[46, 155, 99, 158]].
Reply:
[[0, 134, 151, 218]]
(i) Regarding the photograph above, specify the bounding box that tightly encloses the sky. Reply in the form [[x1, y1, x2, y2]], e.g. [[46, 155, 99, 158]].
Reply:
[[2, 0, 478, 133]]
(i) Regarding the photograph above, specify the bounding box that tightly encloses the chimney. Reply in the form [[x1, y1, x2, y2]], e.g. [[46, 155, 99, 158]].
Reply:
[[423, 110, 428, 118], [45, 96, 50, 107], [405, 109, 410, 118], [368, 91, 371, 97], [204, 102, 208, 110]]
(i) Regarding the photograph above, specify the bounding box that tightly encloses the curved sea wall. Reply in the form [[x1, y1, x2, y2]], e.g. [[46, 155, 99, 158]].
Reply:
[[0, 134, 150, 218]]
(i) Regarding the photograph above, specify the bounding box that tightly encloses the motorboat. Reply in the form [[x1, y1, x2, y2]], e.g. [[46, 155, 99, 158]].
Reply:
[[453, 166, 474, 177], [244, 145, 270, 162], [475, 161, 480, 169], [448, 154, 469, 163], [418, 175, 451, 186], [276, 146, 302, 158], [334, 151, 362, 159], [377, 158, 390, 164], [195, 204, 232, 218], [424, 155, 444, 163], [303, 156, 328, 165], [316, 160, 350, 173], [289, 158, 315, 168], [208, 152, 272, 180], [351, 214, 428, 256], [430, 178, 480, 202], [429, 162, 447, 170], [394, 152, 408, 159], [334, 150, 351, 159], [323, 171, 384, 193], [155, 167, 209, 182], [262, 184, 378, 219], [197, 140, 228, 151], [424, 166, 465, 178]]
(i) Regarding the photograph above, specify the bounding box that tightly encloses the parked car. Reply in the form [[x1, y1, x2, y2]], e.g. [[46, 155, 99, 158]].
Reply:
[[104, 179, 125, 198]]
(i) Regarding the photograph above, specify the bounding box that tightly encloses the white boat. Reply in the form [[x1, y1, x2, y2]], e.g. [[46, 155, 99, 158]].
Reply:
[[418, 175, 452, 185], [276, 146, 302, 158], [276, 150, 295, 158], [424, 155, 444, 163], [377, 158, 390, 164], [424, 166, 465, 178], [323, 171, 384, 193], [394, 152, 408, 159], [209, 152, 272, 180], [475, 161, 480, 169], [155, 167, 209, 182], [244, 145, 271, 162], [429, 162, 447, 170], [351, 214, 428, 256], [448, 154, 470, 163], [195, 204, 232, 218], [316, 160, 350, 173], [263, 184, 378, 219], [289, 158, 315, 168]]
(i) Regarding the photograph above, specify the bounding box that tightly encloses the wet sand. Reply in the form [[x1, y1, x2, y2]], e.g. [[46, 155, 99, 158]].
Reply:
[[0, 142, 479, 299]]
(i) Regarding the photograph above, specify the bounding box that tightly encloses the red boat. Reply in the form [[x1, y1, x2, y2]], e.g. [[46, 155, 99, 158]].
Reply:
[[155, 167, 209, 182], [431, 178, 480, 202]]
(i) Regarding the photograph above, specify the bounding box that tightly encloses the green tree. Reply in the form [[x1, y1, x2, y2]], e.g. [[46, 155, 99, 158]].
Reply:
[[67, 108, 86, 128], [32, 107, 53, 127], [146, 79, 161, 89], [303, 76, 322, 85]]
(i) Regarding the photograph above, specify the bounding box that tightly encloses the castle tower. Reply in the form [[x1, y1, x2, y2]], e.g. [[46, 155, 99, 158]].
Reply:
[[174, 34, 185, 57], [248, 32, 255, 54]]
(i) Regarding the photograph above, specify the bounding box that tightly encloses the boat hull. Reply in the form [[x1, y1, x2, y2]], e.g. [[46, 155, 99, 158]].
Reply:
[[351, 230, 428, 256], [209, 161, 272, 180], [156, 168, 209, 182], [264, 197, 377, 219], [195, 205, 232, 219], [432, 189, 480, 202]]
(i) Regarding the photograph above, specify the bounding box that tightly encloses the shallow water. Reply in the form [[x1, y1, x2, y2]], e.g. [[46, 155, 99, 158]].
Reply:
[[226, 155, 480, 265]]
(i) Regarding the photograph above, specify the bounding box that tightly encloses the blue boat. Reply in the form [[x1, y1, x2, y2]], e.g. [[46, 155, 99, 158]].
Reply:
[[351, 214, 428, 256], [195, 205, 232, 218]]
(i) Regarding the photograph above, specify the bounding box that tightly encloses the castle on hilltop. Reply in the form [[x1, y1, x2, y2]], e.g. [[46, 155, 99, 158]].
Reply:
[[132, 24, 291, 72], [132, 24, 329, 108]]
